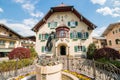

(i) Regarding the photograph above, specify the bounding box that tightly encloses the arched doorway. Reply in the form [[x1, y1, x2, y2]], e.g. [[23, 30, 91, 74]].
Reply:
[[60, 45, 66, 55]]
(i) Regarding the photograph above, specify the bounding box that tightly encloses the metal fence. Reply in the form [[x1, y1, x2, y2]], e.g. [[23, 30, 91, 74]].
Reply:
[[0, 56, 120, 80], [38, 56, 120, 80]]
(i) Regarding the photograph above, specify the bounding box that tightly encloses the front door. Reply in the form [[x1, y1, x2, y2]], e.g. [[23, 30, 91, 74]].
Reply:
[[60, 46, 66, 55]]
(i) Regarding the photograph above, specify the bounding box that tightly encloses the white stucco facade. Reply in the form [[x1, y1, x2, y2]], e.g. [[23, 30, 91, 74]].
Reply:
[[35, 11, 93, 56]]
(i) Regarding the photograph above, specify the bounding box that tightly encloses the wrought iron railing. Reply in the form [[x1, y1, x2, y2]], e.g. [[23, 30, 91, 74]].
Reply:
[[37, 56, 120, 80], [0, 56, 120, 80]]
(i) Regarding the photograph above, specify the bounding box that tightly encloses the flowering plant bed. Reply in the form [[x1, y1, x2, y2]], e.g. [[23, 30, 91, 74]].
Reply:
[[8, 71, 36, 80], [64, 70, 92, 80]]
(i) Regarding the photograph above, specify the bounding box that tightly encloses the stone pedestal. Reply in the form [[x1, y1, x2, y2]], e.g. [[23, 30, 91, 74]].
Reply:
[[36, 63, 62, 80]]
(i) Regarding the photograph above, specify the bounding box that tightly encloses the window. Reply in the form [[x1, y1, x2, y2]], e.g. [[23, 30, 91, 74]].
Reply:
[[39, 33, 49, 40], [70, 32, 89, 39], [48, 22, 57, 28], [9, 34, 12, 37], [109, 40, 112, 45], [59, 30, 66, 38], [74, 46, 86, 52], [70, 31, 77, 39], [78, 46, 82, 52], [115, 39, 120, 44], [0, 40, 5, 45], [73, 31, 77, 38], [77, 32, 82, 39], [9, 41, 15, 47], [68, 21, 78, 27], [113, 31, 114, 34], [81, 32, 89, 39]]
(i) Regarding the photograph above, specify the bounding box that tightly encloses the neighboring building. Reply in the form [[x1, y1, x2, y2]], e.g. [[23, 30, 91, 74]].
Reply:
[[0, 24, 22, 57], [21, 36, 36, 48], [102, 22, 120, 52], [93, 37, 107, 49], [32, 4, 97, 58]]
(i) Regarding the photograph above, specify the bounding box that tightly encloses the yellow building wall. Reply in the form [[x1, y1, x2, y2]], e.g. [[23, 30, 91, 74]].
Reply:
[[105, 25, 120, 51], [0, 27, 21, 49]]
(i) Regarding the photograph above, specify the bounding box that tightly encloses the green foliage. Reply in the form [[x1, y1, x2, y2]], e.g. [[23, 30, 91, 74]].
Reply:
[[30, 47, 37, 58], [87, 43, 97, 59], [0, 58, 33, 72], [97, 58, 120, 68]]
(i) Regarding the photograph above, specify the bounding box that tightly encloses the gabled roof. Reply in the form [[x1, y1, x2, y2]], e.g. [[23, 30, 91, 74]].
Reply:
[[32, 4, 97, 32], [0, 24, 22, 38], [102, 22, 120, 36]]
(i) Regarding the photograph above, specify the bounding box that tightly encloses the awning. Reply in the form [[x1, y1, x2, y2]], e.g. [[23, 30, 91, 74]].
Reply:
[[0, 48, 12, 52]]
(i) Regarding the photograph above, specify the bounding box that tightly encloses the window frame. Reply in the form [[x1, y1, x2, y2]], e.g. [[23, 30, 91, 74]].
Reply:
[[0, 40, 5, 45], [48, 22, 57, 29]]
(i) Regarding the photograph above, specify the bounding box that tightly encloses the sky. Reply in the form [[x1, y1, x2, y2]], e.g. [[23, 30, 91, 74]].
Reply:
[[0, 0, 120, 37]]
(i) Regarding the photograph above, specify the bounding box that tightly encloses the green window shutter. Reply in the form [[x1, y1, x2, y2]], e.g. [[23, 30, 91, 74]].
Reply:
[[75, 21, 78, 26], [39, 34, 41, 40], [86, 32, 89, 39], [45, 34, 49, 40], [70, 32, 73, 39], [82, 46, 86, 52], [68, 22, 70, 26], [54, 22, 57, 27], [48, 23, 50, 27], [41, 46, 44, 52], [74, 46, 77, 52], [78, 32, 82, 39]]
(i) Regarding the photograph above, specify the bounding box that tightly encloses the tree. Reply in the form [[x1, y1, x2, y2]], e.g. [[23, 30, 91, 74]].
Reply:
[[94, 47, 120, 60], [30, 47, 37, 58], [8, 47, 30, 59], [87, 43, 97, 59]]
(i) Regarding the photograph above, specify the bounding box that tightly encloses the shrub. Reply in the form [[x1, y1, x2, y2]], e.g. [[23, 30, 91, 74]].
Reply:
[[8, 47, 31, 59], [94, 47, 120, 60], [0, 59, 33, 72], [87, 43, 97, 59], [30, 47, 37, 58]]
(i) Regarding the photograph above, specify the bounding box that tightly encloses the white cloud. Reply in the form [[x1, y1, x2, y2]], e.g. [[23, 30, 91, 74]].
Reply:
[[13, 0, 44, 18], [0, 19, 35, 36], [96, 7, 112, 16], [96, 7, 120, 17], [30, 11, 44, 18], [92, 26, 107, 37], [22, 3, 35, 12], [90, 0, 106, 5], [113, 0, 120, 6], [0, 8, 3, 13], [14, 0, 25, 3], [23, 18, 38, 27], [0, 19, 7, 24]]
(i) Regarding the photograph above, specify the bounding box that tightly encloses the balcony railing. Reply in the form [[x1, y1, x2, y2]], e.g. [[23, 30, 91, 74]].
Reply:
[[0, 44, 5, 48], [9, 45, 15, 48]]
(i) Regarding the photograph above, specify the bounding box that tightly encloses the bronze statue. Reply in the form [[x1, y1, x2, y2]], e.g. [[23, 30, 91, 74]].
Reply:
[[45, 32, 55, 52]]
